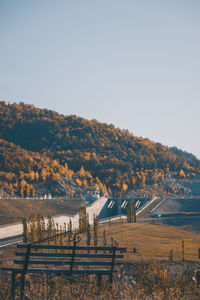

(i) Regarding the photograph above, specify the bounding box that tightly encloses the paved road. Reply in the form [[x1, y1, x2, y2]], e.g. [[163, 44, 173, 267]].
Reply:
[[0, 234, 23, 246]]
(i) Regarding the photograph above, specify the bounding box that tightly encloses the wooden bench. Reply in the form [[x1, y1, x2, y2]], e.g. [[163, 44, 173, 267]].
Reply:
[[2, 233, 126, 299]]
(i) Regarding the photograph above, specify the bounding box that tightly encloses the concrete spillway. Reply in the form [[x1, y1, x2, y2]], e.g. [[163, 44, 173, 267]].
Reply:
[[98, 197, 151, 220]]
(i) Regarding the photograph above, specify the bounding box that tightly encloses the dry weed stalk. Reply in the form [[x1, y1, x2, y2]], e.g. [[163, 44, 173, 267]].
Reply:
[[1, 261, 200, 299]]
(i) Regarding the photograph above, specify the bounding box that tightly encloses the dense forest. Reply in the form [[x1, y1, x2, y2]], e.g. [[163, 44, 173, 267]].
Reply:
[[0, 101, 199, 197]]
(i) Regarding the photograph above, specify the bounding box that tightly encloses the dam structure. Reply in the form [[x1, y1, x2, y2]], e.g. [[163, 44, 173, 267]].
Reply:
[[0, 196, 152, 243], [97, 197, 151, 221]]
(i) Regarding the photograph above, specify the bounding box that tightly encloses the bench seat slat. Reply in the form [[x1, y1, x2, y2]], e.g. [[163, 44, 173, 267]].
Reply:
[[15, 252, 124, 259], [14, 260, 119, 266], [17, 244, 126, 252]]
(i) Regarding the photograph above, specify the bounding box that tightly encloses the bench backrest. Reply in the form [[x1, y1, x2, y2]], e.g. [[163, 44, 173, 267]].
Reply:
[[15, 243, 126, 273]]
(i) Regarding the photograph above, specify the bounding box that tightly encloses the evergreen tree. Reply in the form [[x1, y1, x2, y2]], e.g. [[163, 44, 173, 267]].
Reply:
[[40, 216, 46, 241], [36, 214, 42, 242], [64, 222, 67, 237], [30, 215, 37, 242], [103, 229, 106, 253], [79, 207, 89, 232], [93, 214, 99, 251], [86, 223, 91, 252], [60, 225, 63, 245], [127, 202, 136, 223], [47, 215, 53, 239], [22, 217, 28, 243]]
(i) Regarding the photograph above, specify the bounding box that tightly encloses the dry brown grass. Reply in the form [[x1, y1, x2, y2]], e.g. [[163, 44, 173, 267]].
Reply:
[[1, 261, 200, 299], [98, 222, 200, 262]]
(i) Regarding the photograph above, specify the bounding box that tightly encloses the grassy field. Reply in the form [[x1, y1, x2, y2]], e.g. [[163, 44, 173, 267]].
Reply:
[[0, 198, 85, 225], [97, 221, 200, 262]]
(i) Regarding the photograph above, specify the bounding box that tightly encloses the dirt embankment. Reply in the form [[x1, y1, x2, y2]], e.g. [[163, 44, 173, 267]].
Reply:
[[0, 198, 86, 225]]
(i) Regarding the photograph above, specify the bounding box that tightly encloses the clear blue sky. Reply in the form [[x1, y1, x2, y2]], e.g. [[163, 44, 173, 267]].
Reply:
[[1, 0, 200, 158]]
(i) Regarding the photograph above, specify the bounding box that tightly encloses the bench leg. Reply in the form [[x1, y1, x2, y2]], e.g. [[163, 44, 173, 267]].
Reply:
[[109, 274, 113, 284], [97, 274, 102, 286], [70, 274, 73, 284], [20, 272, 26, 300], [11, 271, 16, 300]]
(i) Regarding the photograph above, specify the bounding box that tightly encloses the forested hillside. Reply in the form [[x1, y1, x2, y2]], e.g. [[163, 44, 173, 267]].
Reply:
[[0, 138, 107, 197], [0, 101, 199, 197]]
